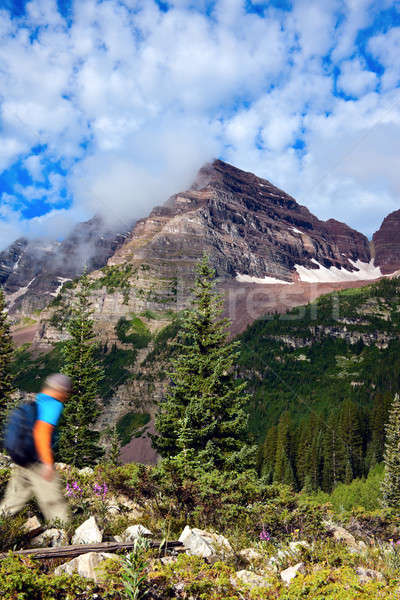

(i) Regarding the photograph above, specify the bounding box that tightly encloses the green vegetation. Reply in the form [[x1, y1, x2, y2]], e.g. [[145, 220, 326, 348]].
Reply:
[[91, 264, 134, 302], [0, 290, 15, 428], [152, 255, 256, 472], [11, 343, 65, 392], [241, 276, 400, 493], [381, 394, 400, 508], [116, 315, 151, 348], [57, 271, 104, 467], [116, 412, 151, 446], [98, 344, 136, 400]]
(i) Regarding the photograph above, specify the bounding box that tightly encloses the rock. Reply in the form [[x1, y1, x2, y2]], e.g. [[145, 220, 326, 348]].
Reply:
[[373, 209, 400, 274], [288, 541, 310, 553], [280, 562, 306, 585], [104, 496, 120, 516], [179, 526, 232, 563], [72, 516, 102, 545], [238, 547, 263, 563], [356, 567, 384, 584], [161, 556, 177, 565], [0, 454, 12, 467], [122, 524, 153, 542], [78, 467, 94, 476], [54, 552, 120, 583], [54, 462, 69, 472], [116, 495, 144, 519], [267, 541, 310, 570], [232, 570, 270, 590], [31, 528, 68, 548], [323, 521, 359, 550], [23, 516, 42, 536]]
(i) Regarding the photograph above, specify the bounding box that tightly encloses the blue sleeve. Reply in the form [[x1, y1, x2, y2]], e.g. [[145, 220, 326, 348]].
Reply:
[[37, 399, 63, 426]]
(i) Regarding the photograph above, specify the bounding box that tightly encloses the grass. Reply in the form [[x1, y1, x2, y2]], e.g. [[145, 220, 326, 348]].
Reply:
[[116, 412, 151, 446]]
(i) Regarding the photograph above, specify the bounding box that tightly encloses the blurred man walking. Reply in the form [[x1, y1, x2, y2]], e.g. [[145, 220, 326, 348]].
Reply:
[[0, 374, 72, 524]]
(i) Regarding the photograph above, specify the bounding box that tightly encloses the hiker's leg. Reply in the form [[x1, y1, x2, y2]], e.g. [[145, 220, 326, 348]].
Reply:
[[29, 463, 70, 525], [0, 466, 33, 516]]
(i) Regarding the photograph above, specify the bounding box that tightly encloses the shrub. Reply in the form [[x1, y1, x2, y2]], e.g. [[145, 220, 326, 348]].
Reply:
[[0, 554, 95, 599]]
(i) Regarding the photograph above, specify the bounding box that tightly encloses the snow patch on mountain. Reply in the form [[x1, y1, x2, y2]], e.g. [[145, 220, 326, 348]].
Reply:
[[295, 260, 382, 284], [236, 273, 293, 285]]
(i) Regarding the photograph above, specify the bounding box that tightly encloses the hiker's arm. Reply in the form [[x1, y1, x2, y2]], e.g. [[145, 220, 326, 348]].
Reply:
[[33, 420, 54, 466]]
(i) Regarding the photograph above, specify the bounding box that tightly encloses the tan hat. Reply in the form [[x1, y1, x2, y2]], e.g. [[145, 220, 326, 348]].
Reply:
[[44, 373, 72, 393]]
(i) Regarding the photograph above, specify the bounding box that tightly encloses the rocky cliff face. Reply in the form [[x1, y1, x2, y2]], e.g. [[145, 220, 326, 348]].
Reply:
[[373, 209, 400, 274], [109, 160, 371, 286], [1, 216, 132, 315]]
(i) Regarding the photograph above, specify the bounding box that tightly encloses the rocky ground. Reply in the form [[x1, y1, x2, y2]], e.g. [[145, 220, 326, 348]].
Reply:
[[1, 457, 400, 599]]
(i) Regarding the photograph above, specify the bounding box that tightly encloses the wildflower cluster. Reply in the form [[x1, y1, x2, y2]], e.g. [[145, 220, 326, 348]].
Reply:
[[93, 482, 108, 499], [65, 481, 83, 498], [259, 527, 271, 542]]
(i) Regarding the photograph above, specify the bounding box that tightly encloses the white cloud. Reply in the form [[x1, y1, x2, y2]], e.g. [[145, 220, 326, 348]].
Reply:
[[337, 58, 378, 97], [0, 0, 399, 251]]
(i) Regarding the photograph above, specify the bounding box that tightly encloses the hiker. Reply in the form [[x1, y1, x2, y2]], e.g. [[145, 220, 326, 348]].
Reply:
[[0, 374, 72, 524]]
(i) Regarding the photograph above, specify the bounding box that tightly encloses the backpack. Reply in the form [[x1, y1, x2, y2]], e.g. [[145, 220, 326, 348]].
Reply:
[[3, 402, 38, 466]]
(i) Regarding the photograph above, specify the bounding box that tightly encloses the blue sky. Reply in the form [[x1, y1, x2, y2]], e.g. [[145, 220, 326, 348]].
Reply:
[[0, 0, 399, 249]]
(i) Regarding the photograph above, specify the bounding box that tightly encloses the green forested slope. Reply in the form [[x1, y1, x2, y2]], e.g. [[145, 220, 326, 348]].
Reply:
[[239, 276, 400, 491]]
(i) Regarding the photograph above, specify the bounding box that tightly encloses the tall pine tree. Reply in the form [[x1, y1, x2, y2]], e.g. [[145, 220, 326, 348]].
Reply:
[[381, 394, 400, 508], [0, 289, 14, 429], [152, 254, 256, 472], [57, 272, 104, 467], [273, 411, 296, 488]]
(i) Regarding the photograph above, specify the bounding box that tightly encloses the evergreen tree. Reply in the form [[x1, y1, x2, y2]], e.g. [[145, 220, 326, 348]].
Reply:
[[0, 289, 14, 430], [260, 425, 277, 482], [322, 412, 347, 492], [57, 272, 104, 467], [273, 411, 296, 488], [381, 394, 400, 508], [152, 254, 256, 472], [106, 425, 122, 466]]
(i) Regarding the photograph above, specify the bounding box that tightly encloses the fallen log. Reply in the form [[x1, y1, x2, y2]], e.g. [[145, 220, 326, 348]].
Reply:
[[0, 540, 184, 561]]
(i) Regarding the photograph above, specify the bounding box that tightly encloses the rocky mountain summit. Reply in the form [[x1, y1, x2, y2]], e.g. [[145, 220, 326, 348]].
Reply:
[[110, 159, 373, 285], [1, 216, 132, 315], [373, 209, 400, 274]]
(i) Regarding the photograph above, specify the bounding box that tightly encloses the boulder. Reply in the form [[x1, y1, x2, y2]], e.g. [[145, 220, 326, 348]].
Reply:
[[23, 516, 42, 536], [78, 467, 94, 476], [72, 516, 102, 545], [31, 528, 68, 548], [323, 521, 359, 550], [238, 547, 264, 563], [232, 570, 270, 590], [122, 524, 153, 542], [356, 567, 384, 584], [179, 526, 232, 563], [280, 562, 306, 585], [54, 552, 120, 583]]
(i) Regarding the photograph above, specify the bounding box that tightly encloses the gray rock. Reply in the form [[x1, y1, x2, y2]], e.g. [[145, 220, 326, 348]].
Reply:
[[280, 562, 306, 585], [23, 516, 42, 536], [122, 524, 153, 542], [72, 516, 102, 545], [179, 526, 232, 563], [31, 528, 68, 548], [356, 567, 384, 584], [54, 552, 120, 583], [78, 467, 94, 476], [232, 570, 270, 590], [238, 547, 263, 563], [323, 520, 359, 550]]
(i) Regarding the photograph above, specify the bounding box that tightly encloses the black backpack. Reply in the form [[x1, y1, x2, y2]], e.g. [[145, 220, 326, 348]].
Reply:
[[3, 402, 38, 466]]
